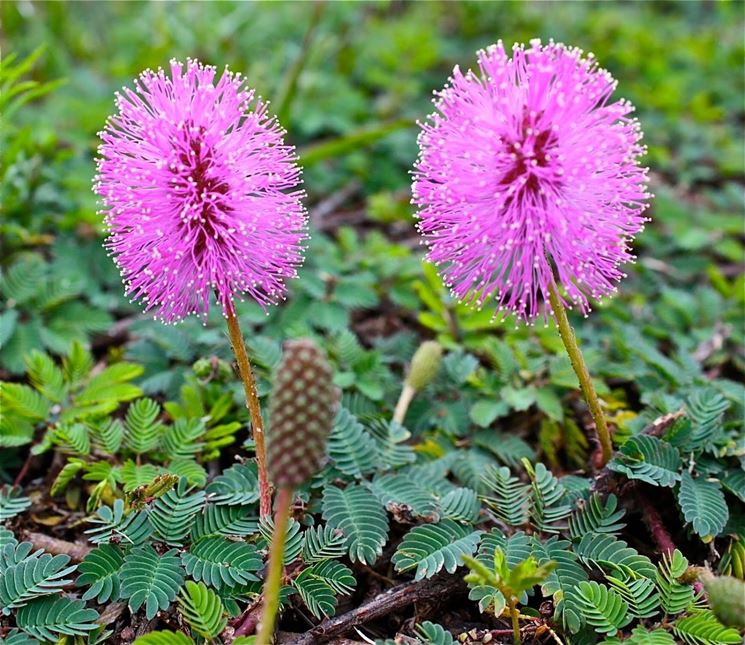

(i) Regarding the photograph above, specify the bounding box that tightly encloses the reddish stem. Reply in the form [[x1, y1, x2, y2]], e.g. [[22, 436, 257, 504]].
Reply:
[[637, 493, 676, 556], [225, 307, 271, 518]]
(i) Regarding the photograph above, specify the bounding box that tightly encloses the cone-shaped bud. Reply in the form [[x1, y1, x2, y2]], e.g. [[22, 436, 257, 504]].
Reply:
[[702, 574, 745, 629], [406, 341, 443, 390], [267, 339, 339, 489]]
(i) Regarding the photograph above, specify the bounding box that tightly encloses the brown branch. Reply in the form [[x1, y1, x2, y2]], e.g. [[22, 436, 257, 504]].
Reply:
[[289, 573, 463, 645], [23, 531, 91, 562]]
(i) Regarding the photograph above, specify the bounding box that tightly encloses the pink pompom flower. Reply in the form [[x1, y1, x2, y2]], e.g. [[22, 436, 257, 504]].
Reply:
[[95, 59, 307, 323], [413, 40, 651, 323]]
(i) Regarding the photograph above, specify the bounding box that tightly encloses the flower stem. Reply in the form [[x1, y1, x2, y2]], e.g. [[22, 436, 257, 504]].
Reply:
[[225, 308, 271, 518], [392, 383, 416, 425], [257, 486, 293, 645], [508, 598, 521, 645], [547, 282, 612, 466]]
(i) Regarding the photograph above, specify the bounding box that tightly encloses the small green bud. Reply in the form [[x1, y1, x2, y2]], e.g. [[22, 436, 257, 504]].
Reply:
[[406, 341, 443, 390], [267, 339, 339, 489], [192, 358, 213, 378], [702, 573, 745, 629]]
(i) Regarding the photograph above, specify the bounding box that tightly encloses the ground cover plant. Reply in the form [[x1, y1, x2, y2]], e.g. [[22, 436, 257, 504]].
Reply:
[[1, 2, 744, 644]]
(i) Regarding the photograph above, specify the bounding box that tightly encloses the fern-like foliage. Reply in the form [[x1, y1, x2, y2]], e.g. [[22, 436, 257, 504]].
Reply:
[[575, 581, 632, 636], [531, 536, 588, 634], [372, 473, 438, 519], [120, 545, 184, 619], [439, 487, 480, 523], [25, 350, 65, 403], [0, 629, 42, 645], [672, 610, 742, 644], [85, 499, 153, 545], [327, 408, 379, 477], [94, 418, 124, 455], [292, 560, 355, 618], [75, 543, 124, 602], [656, 549, 697, 615], [124, 398, 163, 454], [205, 462, 259, 506], [302, 524, 348, 563], [0, 528, 18, 549], [190, 503, 258, 540], [575, 532, 656, 580], [259, 516, 305, 564], [524, 460, 572, 533], [607, 574, 660, 619], [178, 581, 227, 639], [181, 537, 261, 589], [160, 418, 205, 460], [568, 494, 626, 540], [322, 483, 389, 565], [481, 466, 530, 527], [15, 596, 99, 641], [609, 435, 681, 487], [463, 546, 555, 620], [678, 472, 729, 540], [131, 632, 194, 645], [367, 418, 416, 470], [417, 621, 455, 645], [476, 530, 532, 570], [1, 542, 36, 567], [0, 486, 31, 521], [148, 477, 206, 546], [392, 520, 482, 580], [0, 547, 77, 613], [683, 388, 730, 452], [51, 422, 91, 455], [0, 384, 50, 422], [293, 567, 338, 619], [601, 626, 675, 644]]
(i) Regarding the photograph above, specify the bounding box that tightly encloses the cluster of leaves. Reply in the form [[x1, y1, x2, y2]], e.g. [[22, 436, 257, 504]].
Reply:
[[2, 2, 744, 644], [0, 343, 246, 508]]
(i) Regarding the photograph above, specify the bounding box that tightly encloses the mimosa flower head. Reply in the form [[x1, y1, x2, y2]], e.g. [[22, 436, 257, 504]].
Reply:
[[413, 40, 651, 323], [95, 59, 307, 323]]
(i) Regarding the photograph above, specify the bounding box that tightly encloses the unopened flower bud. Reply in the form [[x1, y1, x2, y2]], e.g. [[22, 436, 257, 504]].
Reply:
[[267, 339, 339, 489], [702, 573, 745, 629], [406, 341, 443, 390]]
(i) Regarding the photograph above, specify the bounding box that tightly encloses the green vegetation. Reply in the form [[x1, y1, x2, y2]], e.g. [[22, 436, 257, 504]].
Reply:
[[1, 2, 743, 644]]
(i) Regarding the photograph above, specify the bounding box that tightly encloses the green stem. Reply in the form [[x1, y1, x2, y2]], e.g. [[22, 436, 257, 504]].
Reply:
[[509, 598, 521, 645], [256, 487, 293, 644], [547, 282, 612, 465]]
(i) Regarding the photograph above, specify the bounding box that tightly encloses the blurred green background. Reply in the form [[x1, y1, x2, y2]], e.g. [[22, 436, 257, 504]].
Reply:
[[3, 1, 744, 226], [1, 0, 743, 399]]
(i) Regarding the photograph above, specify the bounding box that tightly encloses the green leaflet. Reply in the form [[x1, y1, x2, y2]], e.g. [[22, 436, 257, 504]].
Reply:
[[178, 581, 227, 639], [181, 537, 261, 589], [609, 435, 682, 487], [0, 547, 77, 613], [0, 486, 31, 521], [322, 483, 389, 565], [678, 472, 729, 541], [575, 581, 632, 637], [392, 520, 482, 580], [75, 544, 124, 603], [120, 545, 184, 620], [15, 596, 99, 642]]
